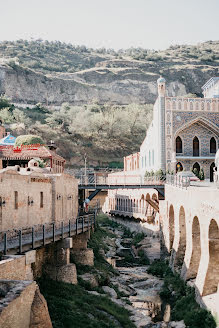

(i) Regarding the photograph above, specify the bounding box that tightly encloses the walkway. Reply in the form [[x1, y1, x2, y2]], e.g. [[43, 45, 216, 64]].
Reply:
[[0, 213, 96, 256]]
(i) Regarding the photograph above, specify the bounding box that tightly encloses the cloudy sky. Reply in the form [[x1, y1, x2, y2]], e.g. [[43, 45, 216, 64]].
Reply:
[[1, 0, 219, 50]]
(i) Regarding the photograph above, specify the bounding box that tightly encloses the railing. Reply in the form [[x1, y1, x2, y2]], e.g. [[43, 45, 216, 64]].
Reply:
[[0, 213, 96, 256], [166, 174, 190, 188], [78, 174, 166, 186]]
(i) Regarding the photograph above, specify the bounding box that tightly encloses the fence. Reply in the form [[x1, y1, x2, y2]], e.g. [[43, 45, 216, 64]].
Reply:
[[166, 174, 190, 188], [0, 213, 96, 256]]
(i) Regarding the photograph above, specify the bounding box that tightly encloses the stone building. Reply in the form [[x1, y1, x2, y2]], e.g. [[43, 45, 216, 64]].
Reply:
[[138, 76, 219, 180], [0, 159, 78, 231]]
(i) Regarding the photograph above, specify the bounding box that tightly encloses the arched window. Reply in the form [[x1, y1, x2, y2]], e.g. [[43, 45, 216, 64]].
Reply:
[[193, 137, 199, 156], [193, 162, 200, 174], [176, 136, 182, 153], [210, 137, 216, 154], [176, 162, 183, 172]]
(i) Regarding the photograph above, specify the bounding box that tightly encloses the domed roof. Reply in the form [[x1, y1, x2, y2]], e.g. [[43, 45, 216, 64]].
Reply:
[[157, 76, 166, 84]]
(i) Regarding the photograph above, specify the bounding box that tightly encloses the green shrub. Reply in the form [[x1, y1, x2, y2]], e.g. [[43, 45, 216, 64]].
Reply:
[[15, 134, 45, 146], [199, 168, 205, 180]]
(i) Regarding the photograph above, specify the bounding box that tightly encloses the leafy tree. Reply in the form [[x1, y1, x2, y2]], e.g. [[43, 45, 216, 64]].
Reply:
[[15, 134, 45, 146]]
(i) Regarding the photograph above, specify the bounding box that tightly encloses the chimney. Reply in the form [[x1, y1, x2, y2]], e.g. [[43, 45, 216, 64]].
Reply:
[[47, 140, 57, 152]]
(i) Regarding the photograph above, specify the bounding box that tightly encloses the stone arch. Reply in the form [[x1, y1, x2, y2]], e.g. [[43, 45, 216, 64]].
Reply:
[[152, 193, 158, 201], [176, 162, 183, 172], [169, 205, 175, 251], [193, 162, 200, 175], [203, 219, 219, 295], [193, 136, 200, 156], [175, 206, 186, 268], [146, 193, 150, 201], [187, 216, 201, 280]]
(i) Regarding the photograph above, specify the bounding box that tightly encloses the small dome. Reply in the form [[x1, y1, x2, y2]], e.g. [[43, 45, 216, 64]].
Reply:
[[157, 76, 166, 84]]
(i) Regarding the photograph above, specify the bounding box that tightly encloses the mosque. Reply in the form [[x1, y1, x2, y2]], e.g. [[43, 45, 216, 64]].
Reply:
[[124, 76, 219, 181]]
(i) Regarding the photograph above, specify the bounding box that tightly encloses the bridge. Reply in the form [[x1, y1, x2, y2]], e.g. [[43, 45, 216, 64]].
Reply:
[[78, 174, 167, 199], [0, 213, 96, 256]]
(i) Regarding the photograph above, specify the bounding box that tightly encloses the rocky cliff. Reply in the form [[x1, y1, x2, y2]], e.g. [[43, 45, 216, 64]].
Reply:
[[0, 40, 219, 106], [0, 61, 218, 106]]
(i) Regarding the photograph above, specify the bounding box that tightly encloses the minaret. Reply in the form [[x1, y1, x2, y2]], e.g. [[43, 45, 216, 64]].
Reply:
[[157, 76, 166, 172]]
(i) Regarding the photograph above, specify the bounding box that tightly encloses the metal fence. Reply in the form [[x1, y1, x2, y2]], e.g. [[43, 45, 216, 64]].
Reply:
[[78, 174, 166, 186], [0, 213, 96, 256]]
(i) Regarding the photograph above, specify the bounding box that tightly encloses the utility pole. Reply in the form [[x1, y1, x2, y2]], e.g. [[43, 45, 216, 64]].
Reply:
[[84, 153, 87, 179]]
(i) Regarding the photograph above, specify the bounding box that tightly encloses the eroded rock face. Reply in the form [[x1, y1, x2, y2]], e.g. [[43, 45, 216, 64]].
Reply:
[[0, 63, 215, 106], [29, 287, 52, 328]]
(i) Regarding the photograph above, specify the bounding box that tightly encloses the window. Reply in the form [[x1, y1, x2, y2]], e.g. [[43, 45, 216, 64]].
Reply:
[[40, 192, 43, 208], [149, 151, 151, 166], [193, 137, 199, 156], [145, 155, 146, 167], [14, 191, 18, 209], [152, 150, 154, 165], [176, 136, 182, 153], [210, 137, 216, 154]]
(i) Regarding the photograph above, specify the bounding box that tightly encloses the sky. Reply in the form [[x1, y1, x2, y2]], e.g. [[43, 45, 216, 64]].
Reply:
[[0, 0, 219, 50]]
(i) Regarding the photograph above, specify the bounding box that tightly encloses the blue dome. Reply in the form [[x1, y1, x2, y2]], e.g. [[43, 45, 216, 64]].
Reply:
[[157, 76, 166, 84]]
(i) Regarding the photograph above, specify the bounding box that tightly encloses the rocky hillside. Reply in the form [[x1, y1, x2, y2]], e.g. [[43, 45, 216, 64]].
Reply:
[[0, 40, 219, 106]]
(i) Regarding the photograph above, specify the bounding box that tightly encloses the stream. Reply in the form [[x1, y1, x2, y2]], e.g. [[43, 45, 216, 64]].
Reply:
[[102, 216, 185, 328]]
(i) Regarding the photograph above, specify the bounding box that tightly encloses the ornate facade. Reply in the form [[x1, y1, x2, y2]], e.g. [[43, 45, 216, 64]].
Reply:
[[138, 77, 219, 180]]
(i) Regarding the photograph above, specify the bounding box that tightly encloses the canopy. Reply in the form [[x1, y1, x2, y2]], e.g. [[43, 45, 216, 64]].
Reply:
[[0, 134, 16, 146]]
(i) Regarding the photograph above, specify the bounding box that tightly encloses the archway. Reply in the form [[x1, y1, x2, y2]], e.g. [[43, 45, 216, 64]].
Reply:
[[193, 137, 199, 156], [187, 216, 201, 280], [210, 162, 215, 182], [203, 219, 219, 296], [169, 205, 175, 251], [210, 137, 216, 154], [175, 206, 186, 268], [176, 136, 182, 153], [176, 162, 183, 172], [193, 162, 200, 175]]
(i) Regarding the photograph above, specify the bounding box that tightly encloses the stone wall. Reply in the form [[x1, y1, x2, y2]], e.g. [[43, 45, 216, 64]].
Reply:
[[0, 171, 78, 231], [0, 281, 37, 328], [160, 183, 219, 318]]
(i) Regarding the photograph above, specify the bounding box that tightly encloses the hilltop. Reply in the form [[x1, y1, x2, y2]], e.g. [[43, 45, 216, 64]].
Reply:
[[0, 40, 219, 106], [0, 40, 219, 166]]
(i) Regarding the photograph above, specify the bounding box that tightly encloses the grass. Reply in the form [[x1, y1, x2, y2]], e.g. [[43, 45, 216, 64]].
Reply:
[[147, 260, 216, 328], [38, 278, 135, 328], [38, 213, 136, 327]]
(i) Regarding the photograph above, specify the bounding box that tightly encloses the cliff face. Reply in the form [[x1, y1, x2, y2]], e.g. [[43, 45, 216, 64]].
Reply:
[[1, 60, 218, 106]]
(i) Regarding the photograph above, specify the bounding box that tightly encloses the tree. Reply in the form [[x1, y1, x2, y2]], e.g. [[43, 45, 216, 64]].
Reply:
[[15, 134, 44, 146]]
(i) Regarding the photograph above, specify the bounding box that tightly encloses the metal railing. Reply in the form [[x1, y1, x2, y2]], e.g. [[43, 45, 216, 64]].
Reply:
[[0, 213, 96, 256], [78, 174, 166, 186], [166, 174, 190, 188]]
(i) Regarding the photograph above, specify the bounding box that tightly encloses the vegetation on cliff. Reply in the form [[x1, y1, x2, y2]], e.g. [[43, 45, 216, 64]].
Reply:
[[148, 260, 216, 328], [0, 39, 218, 75], [0, 99, 152, 166]]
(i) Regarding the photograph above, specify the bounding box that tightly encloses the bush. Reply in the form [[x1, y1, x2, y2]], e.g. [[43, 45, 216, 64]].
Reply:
[[199, 168, 205, 180], [147, 260, 216, 328], [15, 134, 45, 146]]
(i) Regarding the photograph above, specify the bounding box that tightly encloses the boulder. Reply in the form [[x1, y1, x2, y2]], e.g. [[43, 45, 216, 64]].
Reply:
[[102, 286, 117, 298]]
